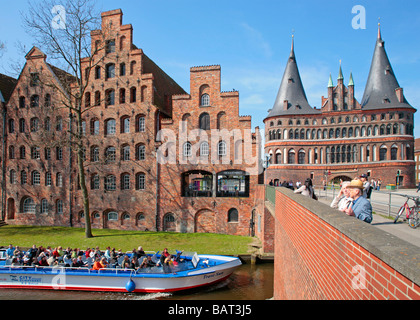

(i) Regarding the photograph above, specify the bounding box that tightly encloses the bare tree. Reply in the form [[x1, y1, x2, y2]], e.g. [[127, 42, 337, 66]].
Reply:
[[21, 0, 109, 238]]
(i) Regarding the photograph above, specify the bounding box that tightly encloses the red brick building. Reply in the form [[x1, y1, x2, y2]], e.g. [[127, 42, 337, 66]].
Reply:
[[158, 65, 262, 235], [0, 9, 262, 236], [265, 28, 416, 188]]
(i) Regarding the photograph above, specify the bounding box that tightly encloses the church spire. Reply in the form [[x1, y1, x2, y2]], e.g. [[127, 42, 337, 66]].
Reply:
[[328, 73, 333, 87], [361, 25, 412, 110], [337, 60, 343, 80], [267, 35, 318, 117], [348, 72, 354, 86]]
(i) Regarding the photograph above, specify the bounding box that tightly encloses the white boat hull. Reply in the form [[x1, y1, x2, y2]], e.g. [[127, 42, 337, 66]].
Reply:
[[0, 254, 242, 293]]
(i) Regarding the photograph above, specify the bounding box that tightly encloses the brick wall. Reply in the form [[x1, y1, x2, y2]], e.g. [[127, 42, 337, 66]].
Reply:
[[273, 187, 420, 300]]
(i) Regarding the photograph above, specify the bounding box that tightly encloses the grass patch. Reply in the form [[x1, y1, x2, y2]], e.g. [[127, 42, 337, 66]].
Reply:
[[0, 225, 253, 255]]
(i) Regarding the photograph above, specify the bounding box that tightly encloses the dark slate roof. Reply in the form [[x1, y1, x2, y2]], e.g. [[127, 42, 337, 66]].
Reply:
[[142, 53, 187, 117], [0, 73, 17, 103], [361, 26, 414, 110], [267, 38, 320, 118]]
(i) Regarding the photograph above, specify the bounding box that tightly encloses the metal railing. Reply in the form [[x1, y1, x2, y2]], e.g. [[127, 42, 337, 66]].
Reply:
[[316, 186, 419, 218]]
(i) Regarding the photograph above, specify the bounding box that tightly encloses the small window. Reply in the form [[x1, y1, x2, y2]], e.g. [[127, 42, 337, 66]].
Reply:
[[228, 208, 238, 222], [56, 200, 63, 214], [201, 94, 210, 106], [105, 39, 116, 54], [136, 173, 146, 190], [218, 141, 227, 156], [105, 63, 115, 79], [183, 142, 192, 158], [108, 211, 118, 220], [105, 175, 116, 190], [30, 73, 40, 87]]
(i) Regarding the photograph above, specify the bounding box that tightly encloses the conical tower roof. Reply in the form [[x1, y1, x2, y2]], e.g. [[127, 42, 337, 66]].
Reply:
[[361, 24, 413, 110], [267, 36, 319, 117]]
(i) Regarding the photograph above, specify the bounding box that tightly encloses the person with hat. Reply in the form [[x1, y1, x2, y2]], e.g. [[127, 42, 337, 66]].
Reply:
[[343, 179, 373, 223]]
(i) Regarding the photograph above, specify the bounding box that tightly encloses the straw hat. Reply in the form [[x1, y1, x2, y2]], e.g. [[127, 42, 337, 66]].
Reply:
[[347, 179, 363, 190]]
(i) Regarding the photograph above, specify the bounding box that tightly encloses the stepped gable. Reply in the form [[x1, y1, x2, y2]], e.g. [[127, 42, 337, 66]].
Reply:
[[361, 24, 414, 110], [267, 36, 319, 118]]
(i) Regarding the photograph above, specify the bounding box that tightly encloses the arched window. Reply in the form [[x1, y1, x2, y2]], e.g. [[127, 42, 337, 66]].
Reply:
[[130, 61, 136, 75], [130, 87, 137, 103], [119, 62, 126, 76], [121, 144, 130, 161], [136, 115, 145, 132], [30, 95, 39, 108], [379, 145, 387, 161], [201, 94, 210, 106], [136, 173, 146, 190], [91, 146, 99, 162], [136, 144, 146, 160], [105, 119, 116, 135], [41, 199, 49, 214], [228, 208, 238, 222], [288, 149, 295, 164], [32, 171, 41, 185], [105, 146, 116, 163], [121, 116, 130, 133], [108, 211, 118, 221], [121, 173, 130, 190], [105, 89, 115, 106], [391, 144, 398, 160], [105, 175, 116, 191], [200, 141, 209, 157], [105, 63, 115, 79], [298, 149, 305, 164], [90, 119, 99, 135], [91, 174, 100, 190], [217, 112, 226, 130], [56, 200, 63, 214], [218, 141, 227, 156], [183, 142, 192, 158], [23, 197, 36, 213], [199, 112, 210, 130]]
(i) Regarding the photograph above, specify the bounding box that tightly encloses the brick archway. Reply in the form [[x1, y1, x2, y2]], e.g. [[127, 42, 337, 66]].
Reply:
[[194, 209, 216, 233]]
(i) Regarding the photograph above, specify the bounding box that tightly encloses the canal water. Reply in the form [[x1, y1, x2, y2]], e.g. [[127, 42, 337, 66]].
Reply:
[[0, 263, 273, 300]]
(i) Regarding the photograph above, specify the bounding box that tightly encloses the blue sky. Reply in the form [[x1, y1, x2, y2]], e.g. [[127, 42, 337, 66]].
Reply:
[[1, 0, 419, 137]]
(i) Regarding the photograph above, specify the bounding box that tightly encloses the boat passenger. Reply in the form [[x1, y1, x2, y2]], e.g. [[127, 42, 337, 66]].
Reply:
[[6, 244, 14, 258], [100, 257, 109, 268], [39, 256, 49, 267], [72, 256, 87, 268], [92, 257, 103, 270], [109, 248, 118, 267], [130, 256, 140, 270], [121, 255, 131, 269], [136, 246, 145, 258], [159, 248, 171, 265]]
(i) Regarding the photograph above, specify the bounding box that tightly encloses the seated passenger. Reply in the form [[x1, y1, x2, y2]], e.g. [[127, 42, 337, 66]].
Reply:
[[91, 257, 103, 270], [100, 257, 109, 269], [130, 256, 140, 270], [120, 255, 131, 269], [38, 256, 49, 267]]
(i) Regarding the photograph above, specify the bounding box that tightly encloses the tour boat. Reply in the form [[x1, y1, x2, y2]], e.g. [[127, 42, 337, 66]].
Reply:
[[0, 252, 242, 293]]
